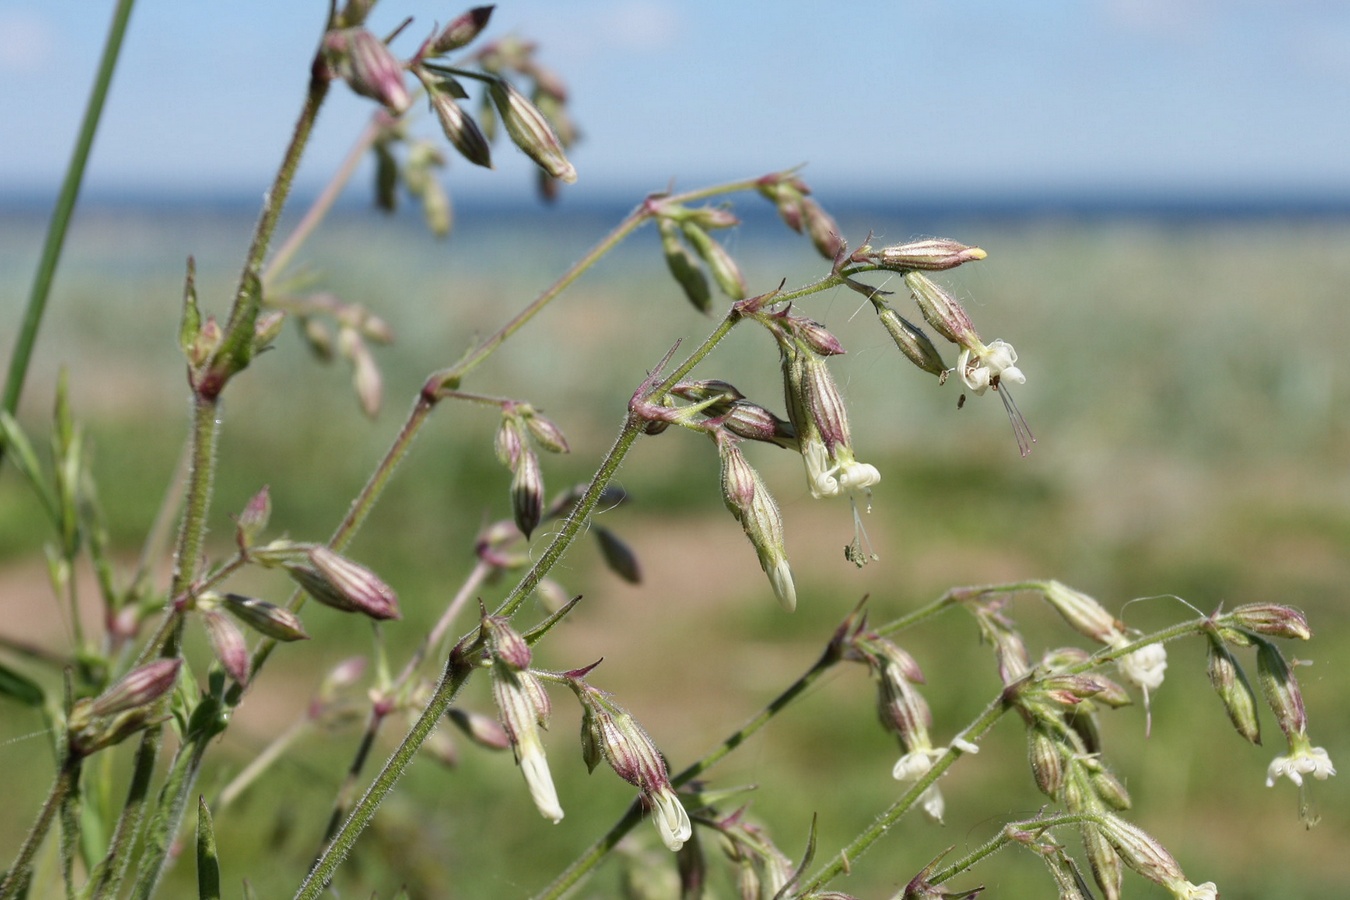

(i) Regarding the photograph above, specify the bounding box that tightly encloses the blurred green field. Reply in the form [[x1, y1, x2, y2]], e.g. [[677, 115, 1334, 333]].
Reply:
[[1, 200, 1347, 898]]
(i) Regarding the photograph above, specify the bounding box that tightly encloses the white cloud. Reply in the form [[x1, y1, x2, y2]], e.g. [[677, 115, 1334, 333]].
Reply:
[[0, 9, 55, 74]]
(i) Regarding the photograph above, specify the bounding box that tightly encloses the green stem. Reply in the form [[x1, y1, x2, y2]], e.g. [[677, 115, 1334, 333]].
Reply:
[[0, 0, 135, 446], [797, 696, 1011, 894], [293, 653, 473, 900], [0, 757, 80, 900], [926, 811, 1088, 886], [86, 727, 163, 899], [128, 735, 210, 900]]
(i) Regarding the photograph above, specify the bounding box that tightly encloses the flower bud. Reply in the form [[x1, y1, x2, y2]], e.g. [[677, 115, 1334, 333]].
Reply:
[[511, 447, 544, 539], [876, 239, 986, 271], [89, 659, 182, 717], [326, 28, 411, 114], [679, 222, 746, 300], [1206, 636, 1261, 744], [220, 592, 308, 642], [431, 6, 494, 54], [1028, 724, 1064, 798], [875, 304, 948, 378], [253, 310, 285, 352], [447, 707, 511, 751], [658, 220, 712, 313], [1255, 637, 1306, 738], [488, 80, 577, 184], [422, 75, 493, 168], [1081, 821, 1123, 900], [1041, 581, 1122, 644], [524, 410, 570, 454], [779, 311, 845, 357], [722, 400, 797, 449], [1094, 813, 1197, 895], [903, 271, 979, 346], [201, 609, 250, 685], [483, 615, 532, 671], [801, 196, 843, 260], [719, 441, 796, 611], [594, 525, 642, 584], [1226, 603, 1311, 641], [234, 485, 271, 549], [290, 546, 400, 620], [339, 327, 383, 417]]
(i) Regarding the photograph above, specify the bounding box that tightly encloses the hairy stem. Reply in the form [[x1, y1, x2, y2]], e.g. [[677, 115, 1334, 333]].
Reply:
[[0, 757, 79, 900]]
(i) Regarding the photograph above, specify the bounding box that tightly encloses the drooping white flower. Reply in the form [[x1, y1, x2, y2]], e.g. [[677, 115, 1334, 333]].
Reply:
[[648, 784, 693, 851], [1266, 739, 1336, 787], [802, 437, 880, 500], [958, 339, 1024, 395], [519, 737, 565, 823]]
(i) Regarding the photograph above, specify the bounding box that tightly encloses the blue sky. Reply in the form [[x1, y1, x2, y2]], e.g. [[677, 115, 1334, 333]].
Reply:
[[3, 0, 1350, 200]]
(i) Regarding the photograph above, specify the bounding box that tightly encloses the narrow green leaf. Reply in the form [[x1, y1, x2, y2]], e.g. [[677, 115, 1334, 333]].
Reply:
[[196, 796, 220, 900], [0, 411, 60, 524], [0, 660, 45, 708]]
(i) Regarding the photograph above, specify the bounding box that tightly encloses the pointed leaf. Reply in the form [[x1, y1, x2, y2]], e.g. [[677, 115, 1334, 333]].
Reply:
[[197, 795, 221, 900]]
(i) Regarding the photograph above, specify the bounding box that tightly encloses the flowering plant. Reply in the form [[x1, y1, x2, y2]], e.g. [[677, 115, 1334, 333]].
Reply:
[[0, 3, 1334, 898]]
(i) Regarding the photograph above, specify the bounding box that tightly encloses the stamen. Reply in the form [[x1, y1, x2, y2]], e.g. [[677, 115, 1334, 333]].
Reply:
[[845, 496, 879, 567], [996, 383, 1035, 457]]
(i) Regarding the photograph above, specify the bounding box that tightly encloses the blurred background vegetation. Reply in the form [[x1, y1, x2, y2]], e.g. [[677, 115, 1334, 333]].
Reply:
[[1, 196, 1347, 897]]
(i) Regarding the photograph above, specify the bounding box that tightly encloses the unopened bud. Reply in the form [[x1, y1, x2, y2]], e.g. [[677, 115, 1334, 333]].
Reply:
[[235, 485, 271, 549], [524, 411, 570, 454], [291, 546, 401, 620], [801, 196, 844, 260], [448, 707, 511, 750], [1227, 603, 1311, 641], [511, 447, 544, 538], [659, 220, 712, 313], [423, 77, 493, 168], [1255, 637, 1306, 739], [327, 28, 411, 114], [719, 441, 796, 611], [779, 312, 845, 357], [1206, 636, 1261, 744], [90, 659, 182, 717], [904, 270, 979, 346], [1041, 581, 1122, 645], [339, 328, 382, 417], [1083, 758, 1132, 811], [594, 526, 642, 584], [679, 222, 746, 300], [876, 239, 986, 271], [201, 609, 250, 685], [483, 615, 532, 671], [431, 6, 494, 54], [1081, 821, 1124, 900], [1094, 813, 1192, 893], [875, 304, 948, 378], [253, 310, 285, 351], [1029, 724, 1064, 798], [723, 400, 797, 449], [488, 80, 577, 183], [221, 592, 309, 642]]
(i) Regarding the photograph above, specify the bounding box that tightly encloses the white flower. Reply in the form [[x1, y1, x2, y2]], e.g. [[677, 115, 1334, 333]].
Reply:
[[1171, 881, 1219, 900], [802, 438, 880, 500], [1116, 640, 1168, 693], [892, 749, 945, 823], [1266, 741, 1336, 787], [519, 737, 564, 823], [958, 339, 1025, 395], [766, 557, 797, 612], [648, 784, 692, 851]]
